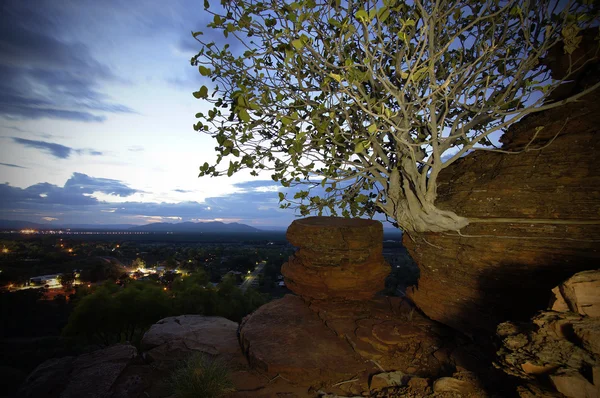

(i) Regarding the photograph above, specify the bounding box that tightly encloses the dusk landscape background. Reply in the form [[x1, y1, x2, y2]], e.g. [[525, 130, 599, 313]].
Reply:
[[0, 0, 309, 229]]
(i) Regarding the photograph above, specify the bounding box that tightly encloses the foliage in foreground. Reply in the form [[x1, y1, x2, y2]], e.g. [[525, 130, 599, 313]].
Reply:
[[62, 271, 267, 347], [192, 0, 600, 233], [169, 353, 234, 398]]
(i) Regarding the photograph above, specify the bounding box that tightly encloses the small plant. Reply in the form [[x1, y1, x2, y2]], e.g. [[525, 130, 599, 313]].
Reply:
[[169, 353, 234, 398]]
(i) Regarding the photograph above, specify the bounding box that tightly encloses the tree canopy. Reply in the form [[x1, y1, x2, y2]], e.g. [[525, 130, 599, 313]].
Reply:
[[192, 0, 600, 232]]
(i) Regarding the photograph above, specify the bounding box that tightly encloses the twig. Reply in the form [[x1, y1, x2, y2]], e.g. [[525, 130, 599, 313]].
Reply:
[[331, 377, 359, 387], [370, 359, 386, 373]]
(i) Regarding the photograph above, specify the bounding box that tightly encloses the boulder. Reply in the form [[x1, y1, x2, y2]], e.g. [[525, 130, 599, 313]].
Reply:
[[496, 311, 600, 398], [281, 217, 390, 300], [239, 294, 367, 385], [141, 315, 242, 369], [405, 83, 600, 334], [550, 270, 600, 317], [19, 344, 137, 398], [18, 357, 75, 398]]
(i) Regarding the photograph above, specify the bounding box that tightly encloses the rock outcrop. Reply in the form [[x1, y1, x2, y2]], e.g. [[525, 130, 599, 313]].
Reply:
[[495, 270, 600, 398], [281, 217, 390, 300], [404, 82, 600, 334], [240, 216, 500, 396], [19, 344, 137, 398], [141, 315, 244, 369]]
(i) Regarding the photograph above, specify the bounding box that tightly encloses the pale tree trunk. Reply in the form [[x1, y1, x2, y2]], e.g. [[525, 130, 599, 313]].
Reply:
[[381, 167, 469, 233]]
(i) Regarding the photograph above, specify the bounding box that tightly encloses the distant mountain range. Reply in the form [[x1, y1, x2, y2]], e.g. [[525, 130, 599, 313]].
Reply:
[[0, 219, 261, 233]]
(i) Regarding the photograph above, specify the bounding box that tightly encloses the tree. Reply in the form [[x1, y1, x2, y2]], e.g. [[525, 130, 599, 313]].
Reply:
[[192, 0, 600, 233], [57, 272, 75, 288], [131, 258, 146, 269]]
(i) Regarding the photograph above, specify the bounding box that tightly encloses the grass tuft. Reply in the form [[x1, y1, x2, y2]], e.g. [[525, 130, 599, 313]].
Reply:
[[169, 353, 234, 398]]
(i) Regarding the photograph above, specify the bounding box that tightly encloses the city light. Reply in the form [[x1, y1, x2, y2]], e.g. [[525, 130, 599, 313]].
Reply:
[[1, 248, 8, 254], [68, 248, 73, 253]]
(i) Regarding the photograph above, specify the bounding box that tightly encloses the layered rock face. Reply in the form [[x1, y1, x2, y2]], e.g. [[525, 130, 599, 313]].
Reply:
[[405, 85, 600, 334], [240, 217, 495, 396], [281, 217, 391, 300], [495, 270, 600, 398]]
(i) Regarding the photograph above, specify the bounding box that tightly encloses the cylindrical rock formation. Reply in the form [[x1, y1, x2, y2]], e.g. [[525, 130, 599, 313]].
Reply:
[[281, 216, 391, 300]]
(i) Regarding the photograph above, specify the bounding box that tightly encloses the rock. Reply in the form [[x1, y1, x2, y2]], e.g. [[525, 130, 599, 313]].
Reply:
[[550, 371, 599, 398], [20, 345, 137, 398], [141, 315, 242, 369], [18, 357, 75, 398], [281, 217, 390, 300], [407, 377, 429, 390], [61, 344, 137, 398], [496, 311, 600, 397], [432, 377, 475, 395], [239, 295, 366, 385], [551, 270, 600, 317], [307, 297, 450, 376], [404, 81, 600, 333], [369, 370, 407, 391]]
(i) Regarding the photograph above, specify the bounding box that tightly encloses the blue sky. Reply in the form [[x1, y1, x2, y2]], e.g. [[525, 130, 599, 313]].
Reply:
[[0, 0, 306, 228]]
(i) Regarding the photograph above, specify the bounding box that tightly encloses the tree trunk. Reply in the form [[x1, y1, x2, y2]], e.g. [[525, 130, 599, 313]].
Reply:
[[382, 168, 469, 233]]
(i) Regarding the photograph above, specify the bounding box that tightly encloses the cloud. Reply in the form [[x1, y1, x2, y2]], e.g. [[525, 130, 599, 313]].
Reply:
[[63, 173, 139, 197], [128, 146, 144, 152], [0, 162, 27, 169], [174, 189, 193, 193], [0, 1, 134, 121], [0, 173, 297, 225], [11, 137, 104, 159], [12, 138, 72, 159]]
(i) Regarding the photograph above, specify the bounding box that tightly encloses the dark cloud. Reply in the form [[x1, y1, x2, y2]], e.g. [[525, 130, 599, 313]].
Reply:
[[63, 173, 139, 197], [0, 173, 295, 225], [12, 138, 72, 159], [0, 1, 134, 121], [11, 137, 105, 159], [0, 162, 26, 169], [174, 189, 193, 193], [0, 173, 140, 215]]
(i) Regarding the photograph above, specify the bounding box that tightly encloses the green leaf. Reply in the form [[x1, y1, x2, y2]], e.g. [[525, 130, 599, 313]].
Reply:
[[355, 9, 368, 21], [354, 142, 365, 153], [367, 124, 377, 134], [329, 73, 342, 82], [199, 66, 211, 76], [204, 0, 209, 9], [239, 108, 250, 122], [291, 39, 304, 50], [278, 192, 285, 202]]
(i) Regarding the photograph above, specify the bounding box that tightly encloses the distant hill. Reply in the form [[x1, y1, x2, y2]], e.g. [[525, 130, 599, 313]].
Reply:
[[0, 219, 261, 233], [0, 219, 45, 230], [127, 221, 261, 233]]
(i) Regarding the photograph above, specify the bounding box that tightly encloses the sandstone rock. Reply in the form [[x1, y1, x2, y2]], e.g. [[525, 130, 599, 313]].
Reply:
[[61, 344, 137, 398], [141, 315, 242, 369], [18, 356, 75, 398], [496, 311, 600, 397], [551, 270, 600, 317], [308, 296, 449, 376], [432, 377, 475, 395], [239, 295, 366, 384], [20, 345, 138, 398], [369, 370, 407, 391], [405, 82, 600, 334], [550, 371, 599, 398], [282, 217, 390, 300]]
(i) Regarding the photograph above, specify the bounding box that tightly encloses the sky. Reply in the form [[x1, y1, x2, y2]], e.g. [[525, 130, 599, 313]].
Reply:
[[0, 0, 308, 228]]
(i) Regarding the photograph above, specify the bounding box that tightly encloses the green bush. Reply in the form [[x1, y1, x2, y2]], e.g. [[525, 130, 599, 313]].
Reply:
[[169, 353, 234, 398]]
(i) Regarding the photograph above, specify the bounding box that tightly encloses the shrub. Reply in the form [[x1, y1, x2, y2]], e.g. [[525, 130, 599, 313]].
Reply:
[[169, 353, 234, 398]]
